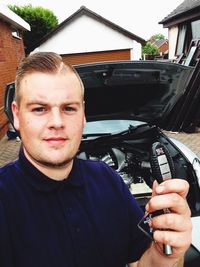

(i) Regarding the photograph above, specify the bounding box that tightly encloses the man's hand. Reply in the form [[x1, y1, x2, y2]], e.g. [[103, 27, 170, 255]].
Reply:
[[132, 179, 192, 267], [147, 179, 192, 258]]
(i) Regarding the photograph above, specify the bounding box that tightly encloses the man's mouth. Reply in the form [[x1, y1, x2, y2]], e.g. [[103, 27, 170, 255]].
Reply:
[[44, 137, 66, 145]]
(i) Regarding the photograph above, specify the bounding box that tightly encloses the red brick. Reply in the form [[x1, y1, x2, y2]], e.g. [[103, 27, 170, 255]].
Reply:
[[0, 20, 25, 138]]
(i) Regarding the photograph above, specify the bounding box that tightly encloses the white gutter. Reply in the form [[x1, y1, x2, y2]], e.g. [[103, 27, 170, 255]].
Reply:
[[0, 4, 30, 31]]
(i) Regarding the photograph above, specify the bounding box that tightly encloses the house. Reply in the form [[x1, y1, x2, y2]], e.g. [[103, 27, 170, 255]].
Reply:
[[32, 6, 146, 65], [159, 0, 200, 132], [152, 39, 168, 55], [159, 0, 200, 61], [149, 37, 169, 58], [0, 4, 30, 139]]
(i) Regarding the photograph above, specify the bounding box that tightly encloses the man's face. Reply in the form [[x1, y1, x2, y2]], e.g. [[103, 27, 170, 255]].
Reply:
[[12, 71, 86, 170]]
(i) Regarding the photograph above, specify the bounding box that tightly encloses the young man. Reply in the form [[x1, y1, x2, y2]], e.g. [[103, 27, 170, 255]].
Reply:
[[0, 52, 191, 267]]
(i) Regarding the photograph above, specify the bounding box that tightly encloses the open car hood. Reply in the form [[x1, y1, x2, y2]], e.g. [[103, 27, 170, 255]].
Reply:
[[75, 61, 194, 128]]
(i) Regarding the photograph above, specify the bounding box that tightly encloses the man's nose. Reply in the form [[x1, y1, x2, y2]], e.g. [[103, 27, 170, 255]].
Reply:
[[48, 109, 64, 129]]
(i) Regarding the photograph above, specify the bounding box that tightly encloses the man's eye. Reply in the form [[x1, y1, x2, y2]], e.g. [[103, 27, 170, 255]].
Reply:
[[64, 106, 76, 112], [32, 107, 45, 113]]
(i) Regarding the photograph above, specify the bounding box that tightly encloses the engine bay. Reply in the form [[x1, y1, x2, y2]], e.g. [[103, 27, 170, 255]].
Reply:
[[78, 144, 153, 194], [77, 125, 200, 214]]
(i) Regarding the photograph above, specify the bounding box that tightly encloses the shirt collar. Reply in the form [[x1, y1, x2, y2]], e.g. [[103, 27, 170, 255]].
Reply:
[[18, 148, 84, 191]]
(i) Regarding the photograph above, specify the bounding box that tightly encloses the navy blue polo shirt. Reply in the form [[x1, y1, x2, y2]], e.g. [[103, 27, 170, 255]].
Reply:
[[0, 149, 150, 267]]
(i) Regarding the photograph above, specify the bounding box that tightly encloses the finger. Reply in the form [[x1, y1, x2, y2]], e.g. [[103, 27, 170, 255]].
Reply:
[[150, 213, 192, 232], [147, 193, 191, 216], [153, 229, 192, 250], [151, 180, 159, 197], [154, 179, 189, 199]]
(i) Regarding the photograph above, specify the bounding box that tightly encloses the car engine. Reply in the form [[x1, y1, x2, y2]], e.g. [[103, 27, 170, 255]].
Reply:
[[77, 124, 200, 214]]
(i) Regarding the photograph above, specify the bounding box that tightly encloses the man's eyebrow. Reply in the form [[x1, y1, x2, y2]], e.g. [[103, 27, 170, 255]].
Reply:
[[26, 101, 47, 106], [26, 100, 82, 106]]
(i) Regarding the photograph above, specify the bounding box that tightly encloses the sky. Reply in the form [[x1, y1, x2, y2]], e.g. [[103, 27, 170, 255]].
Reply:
[[2, 0, 184, 40]]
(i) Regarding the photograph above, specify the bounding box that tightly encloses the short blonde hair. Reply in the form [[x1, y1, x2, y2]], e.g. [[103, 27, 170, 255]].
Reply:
[[15, 52, 84, 105]]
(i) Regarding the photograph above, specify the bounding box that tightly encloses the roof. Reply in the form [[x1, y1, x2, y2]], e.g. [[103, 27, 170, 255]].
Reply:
[[0, 4, 30, 31], [152, 39, 168, 48], [159, 0, 200, 25], [35, 6, 146, 48]]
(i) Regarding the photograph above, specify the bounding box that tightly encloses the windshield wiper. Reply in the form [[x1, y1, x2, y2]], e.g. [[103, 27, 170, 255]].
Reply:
[[114, 123, 149, 136], [80, 123, 157, 151], [82, 133, 111, 139], [82, 123, 149, 141]]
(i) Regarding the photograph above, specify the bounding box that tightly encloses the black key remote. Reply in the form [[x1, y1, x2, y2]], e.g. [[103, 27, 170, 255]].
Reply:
[[151, 142, 175, 255]]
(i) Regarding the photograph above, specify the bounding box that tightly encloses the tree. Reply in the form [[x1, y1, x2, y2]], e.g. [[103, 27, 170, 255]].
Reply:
[[9, 4, 58, 54], [152, 33, 165, 41], [142, 41, 159, 59]]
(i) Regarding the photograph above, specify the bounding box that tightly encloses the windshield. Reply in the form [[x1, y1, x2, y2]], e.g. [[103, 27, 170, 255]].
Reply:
[[83, 119, 145, 135]]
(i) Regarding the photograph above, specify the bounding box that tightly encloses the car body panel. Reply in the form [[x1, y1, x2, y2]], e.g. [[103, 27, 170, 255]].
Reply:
[[76, 60, 194, 128]]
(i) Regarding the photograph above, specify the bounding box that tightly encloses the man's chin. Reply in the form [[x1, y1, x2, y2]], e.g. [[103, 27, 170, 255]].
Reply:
[[23, 147, 75, 169], [38, 158, 73, 168]]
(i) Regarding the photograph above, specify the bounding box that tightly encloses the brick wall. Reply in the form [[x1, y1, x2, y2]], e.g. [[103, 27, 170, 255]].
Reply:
[[159, 42, 168, 54], [0, 20, 25, 139]]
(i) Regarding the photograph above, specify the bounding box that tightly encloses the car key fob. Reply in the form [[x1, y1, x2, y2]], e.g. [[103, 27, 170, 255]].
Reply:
[[150, 142, 175, 255], [138, 209, 163, 240], [151, 142, 175, 183]]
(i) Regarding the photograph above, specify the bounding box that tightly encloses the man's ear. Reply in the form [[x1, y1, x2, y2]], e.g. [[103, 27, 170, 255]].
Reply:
[[83, 101, 86, 127], [11, 101, 20, 131], [83, 115, 86, 127]]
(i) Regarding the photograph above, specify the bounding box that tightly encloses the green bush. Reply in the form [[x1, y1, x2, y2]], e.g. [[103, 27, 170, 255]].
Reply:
[[142, 41, 159, 59], [9, 4, 58, 54]]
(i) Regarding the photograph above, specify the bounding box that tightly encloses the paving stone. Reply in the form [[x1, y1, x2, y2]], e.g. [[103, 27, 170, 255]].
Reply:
[[0, 136, 21, 166]]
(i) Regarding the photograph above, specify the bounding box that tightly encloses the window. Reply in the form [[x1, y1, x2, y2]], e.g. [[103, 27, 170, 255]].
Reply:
[[191, 20, 200, 39], [12, 28, 21, 38], [184, 46, 197, 66], [176, 22, 192, 57], [185, 39, 200, 66], [176, 25, 187, 55], [175, 19, 200, 63]]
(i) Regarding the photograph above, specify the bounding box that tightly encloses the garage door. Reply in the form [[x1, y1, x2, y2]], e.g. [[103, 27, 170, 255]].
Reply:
[[62, 49, 130, 65]]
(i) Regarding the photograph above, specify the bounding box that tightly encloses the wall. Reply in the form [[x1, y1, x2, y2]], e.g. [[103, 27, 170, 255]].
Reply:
[[168, 26, 179, 59], [0, 20, 25, 138], [159, 42, 168, 54], [131, 40, 142, 60], [36, 15, 136, 55]]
